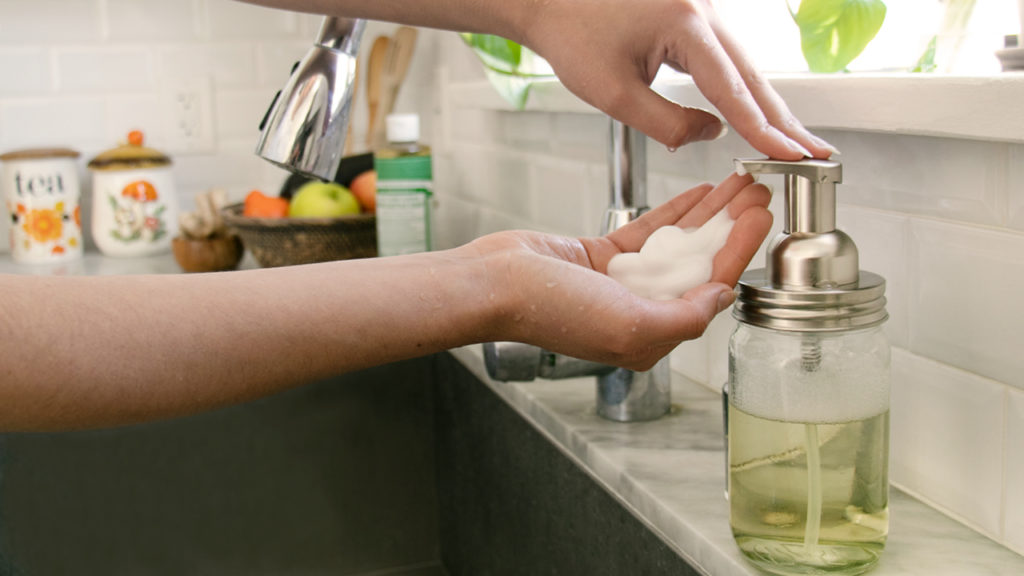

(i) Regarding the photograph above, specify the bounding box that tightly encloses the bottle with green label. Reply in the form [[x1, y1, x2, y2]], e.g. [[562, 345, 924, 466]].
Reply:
[[373, 113, 432, 256]]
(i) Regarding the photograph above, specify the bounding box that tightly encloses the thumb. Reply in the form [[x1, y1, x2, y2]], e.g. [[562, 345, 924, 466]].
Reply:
[[648, 283, 736, 342], [576, 76, 726, 149], [626, 88, 726, 149], [688, 281, 736, 318]]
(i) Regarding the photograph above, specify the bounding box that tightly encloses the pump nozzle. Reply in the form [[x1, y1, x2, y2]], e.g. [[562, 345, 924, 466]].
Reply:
[[735, 158, 856, 289]]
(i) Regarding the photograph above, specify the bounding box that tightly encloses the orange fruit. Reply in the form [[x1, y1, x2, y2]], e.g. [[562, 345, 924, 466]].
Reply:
[[243, 190, 289, 218], [349, 170, 376, 213]]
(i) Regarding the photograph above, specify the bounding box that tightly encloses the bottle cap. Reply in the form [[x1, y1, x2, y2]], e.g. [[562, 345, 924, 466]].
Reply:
[[386, 113, 419, 143], [731, 158, 887, 332]]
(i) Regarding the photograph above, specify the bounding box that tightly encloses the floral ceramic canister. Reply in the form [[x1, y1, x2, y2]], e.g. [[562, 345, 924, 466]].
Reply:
[[88, 131, 177, 257], [0, 147, 84, 264]]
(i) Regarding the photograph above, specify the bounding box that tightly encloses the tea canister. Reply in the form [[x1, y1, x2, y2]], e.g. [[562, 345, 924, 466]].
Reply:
[[88, 131, 177, 257], [0, 147, 84, 264]]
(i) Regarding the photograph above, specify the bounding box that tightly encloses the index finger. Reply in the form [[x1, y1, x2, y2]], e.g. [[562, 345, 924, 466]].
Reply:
[[674, 22, 809, 161]]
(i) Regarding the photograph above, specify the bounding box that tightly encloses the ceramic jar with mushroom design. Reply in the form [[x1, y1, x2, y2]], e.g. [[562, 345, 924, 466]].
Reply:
[[88, 131, 178, 257]]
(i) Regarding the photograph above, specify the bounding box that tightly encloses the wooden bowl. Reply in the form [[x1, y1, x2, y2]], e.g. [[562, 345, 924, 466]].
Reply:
[[172, 234, 244, 273]]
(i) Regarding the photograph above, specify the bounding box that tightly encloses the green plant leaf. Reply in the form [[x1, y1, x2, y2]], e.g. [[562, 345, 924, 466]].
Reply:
[[792, 0, 887, 73], [911, 36, 937, 73], [459, 33, 555, 109], [459, 33, 522, 72]]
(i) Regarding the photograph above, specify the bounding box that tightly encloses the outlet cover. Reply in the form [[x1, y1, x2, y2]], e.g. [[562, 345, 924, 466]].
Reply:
[[160, 78, 214, 154]]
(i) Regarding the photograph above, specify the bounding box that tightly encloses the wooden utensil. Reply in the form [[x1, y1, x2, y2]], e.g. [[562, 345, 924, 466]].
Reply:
[[371, 26, 418, 148], [345, 58, 359, 154], [365, 35, 391, 149]]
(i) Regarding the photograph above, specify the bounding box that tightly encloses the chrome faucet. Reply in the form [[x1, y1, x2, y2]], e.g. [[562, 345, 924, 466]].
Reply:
[[256, 17, 365, 181], [483, 120, 672, 422]]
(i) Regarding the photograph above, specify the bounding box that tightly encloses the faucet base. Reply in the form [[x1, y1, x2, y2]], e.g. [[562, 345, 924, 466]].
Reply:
[[596, 360, 671, 422]]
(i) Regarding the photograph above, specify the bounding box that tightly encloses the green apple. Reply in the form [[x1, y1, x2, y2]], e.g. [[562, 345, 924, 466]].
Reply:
[[288, 181, 361, 217]]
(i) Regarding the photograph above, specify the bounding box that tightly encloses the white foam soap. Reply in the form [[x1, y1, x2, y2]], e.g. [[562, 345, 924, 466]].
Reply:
[[607, 210, 734, 300]]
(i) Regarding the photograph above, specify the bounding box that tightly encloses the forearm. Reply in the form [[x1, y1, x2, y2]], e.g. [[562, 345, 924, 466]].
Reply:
[[237, 0, 529, 42], [0, 247, 498, 431]]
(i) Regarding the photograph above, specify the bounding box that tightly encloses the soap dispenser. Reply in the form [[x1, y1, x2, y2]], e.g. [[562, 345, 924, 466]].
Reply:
[[727, 159, 890, 576]]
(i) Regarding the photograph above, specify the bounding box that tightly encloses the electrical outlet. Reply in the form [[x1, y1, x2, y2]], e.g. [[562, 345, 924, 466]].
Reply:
[[161, 78, 214, 154]]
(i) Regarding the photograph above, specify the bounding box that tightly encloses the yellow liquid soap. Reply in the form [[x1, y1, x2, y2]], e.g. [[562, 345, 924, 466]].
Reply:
[[728, 404, 889, 576]]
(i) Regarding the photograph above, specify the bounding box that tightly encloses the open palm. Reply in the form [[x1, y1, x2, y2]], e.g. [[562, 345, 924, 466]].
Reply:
[[468, 172, 772, 370]]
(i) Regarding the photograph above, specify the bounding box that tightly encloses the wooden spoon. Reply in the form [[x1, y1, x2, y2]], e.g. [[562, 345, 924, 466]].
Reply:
[[365, 35, 391, 149], [372, 26, 418, 148]]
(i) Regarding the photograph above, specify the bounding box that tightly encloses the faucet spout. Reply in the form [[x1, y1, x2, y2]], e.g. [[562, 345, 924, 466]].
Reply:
[[602, 120, 648, 234], [255, 17, 365, 181]]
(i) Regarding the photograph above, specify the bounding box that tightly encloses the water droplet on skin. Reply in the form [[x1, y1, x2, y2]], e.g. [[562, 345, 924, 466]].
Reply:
[[546, 282, 558, 288], [513, 314, 523, 322], [561, 327, 568, 334], [530, 304, 537, 312], [666, 146, 677, 153]]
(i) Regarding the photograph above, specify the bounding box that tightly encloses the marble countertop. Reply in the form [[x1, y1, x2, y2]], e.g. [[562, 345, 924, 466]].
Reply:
[[449, 345, 1024, 576]]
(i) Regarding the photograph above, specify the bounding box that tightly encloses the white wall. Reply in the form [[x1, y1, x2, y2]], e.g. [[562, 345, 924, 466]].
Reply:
[[1, 0, 1022, 562]]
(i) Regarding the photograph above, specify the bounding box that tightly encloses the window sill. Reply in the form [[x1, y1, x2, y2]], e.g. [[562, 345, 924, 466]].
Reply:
[[447, 72, 1024, 143]]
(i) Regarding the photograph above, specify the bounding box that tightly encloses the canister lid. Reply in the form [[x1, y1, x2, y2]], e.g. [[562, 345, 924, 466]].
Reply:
[[734, 269, 888, 332], [88, 130, 170, 171], [0, 147, 80, 161]]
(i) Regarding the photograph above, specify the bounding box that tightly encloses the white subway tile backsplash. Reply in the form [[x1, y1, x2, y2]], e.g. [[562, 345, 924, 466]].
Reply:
[[215, 89, 275, 139], [531, 157, 592, 236], [0, 97, 107, 150], [552, 113, 606, 162], [449, 108, 503, 147], [1005, 387, 1024, 553], [836, 205, 910, 348], [432, 194, 481, 250], [0, 1, 103, 44], [102, 94, 163, 145], [474, 204, 535, 237], [817, 130, 1006, 226], [55, 47, 154, 93], [0, 48, 51, 95], [447, 142, 536, 221], [670, 338, 709, 387], [908, 218, 1024, 390], [500, 111, 553, 150], [647, 137, 713, 181], [157, 44, 256, 87], [206, 0, 299, 39], [1007, 144, 1024, 232], [105, 0, 199, 42], [890, 348, 1005, 538], [171, 147, 285, 202]]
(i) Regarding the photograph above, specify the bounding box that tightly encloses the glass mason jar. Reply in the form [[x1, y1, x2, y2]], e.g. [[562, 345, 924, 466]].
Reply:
[[727, 322, 890, 576]]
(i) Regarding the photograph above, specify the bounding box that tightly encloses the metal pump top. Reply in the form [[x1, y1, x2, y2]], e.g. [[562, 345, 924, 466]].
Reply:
[[732, 158, 887, 332]]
